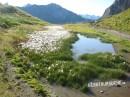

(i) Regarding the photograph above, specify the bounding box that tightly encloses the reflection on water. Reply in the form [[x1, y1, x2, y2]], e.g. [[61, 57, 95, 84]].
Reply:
[[72, 34, 115, 60]]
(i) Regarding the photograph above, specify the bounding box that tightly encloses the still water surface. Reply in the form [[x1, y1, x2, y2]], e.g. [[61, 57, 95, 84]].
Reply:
[[72, 34, 115, 60]]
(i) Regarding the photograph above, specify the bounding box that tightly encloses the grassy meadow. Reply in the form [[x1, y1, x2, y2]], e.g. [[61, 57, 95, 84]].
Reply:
[[8, 23, 130, 94], [95, 8, 130, 34]]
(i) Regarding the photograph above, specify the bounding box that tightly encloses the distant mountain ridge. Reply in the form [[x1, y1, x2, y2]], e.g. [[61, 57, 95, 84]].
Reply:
[[80, 14, 100, 21], [21, 3, 88, 24], [103, 0, 130, 17]]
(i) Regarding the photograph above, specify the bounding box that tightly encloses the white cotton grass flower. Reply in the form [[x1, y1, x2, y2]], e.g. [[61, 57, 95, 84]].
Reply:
[[20, 26, 71, 53], [58, 69, 64, 73], [48, 66, 51, 70], [61, 69, 64, 73], [50, 64, 55, 68], [123, 62, 126, 65], [55, 64, 58, 66]]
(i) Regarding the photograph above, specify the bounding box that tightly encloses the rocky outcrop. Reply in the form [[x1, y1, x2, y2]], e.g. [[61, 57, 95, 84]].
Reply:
[[103, 0, 130, 17]]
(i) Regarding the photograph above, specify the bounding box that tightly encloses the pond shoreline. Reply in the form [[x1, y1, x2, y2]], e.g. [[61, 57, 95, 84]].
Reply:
[[71, 33, 115, 60]]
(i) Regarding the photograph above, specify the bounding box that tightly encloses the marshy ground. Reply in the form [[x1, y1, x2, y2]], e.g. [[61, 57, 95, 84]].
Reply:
[[21, 25, 71, 53], [12, 25, 130, 97], [0, 22, 130, 97]]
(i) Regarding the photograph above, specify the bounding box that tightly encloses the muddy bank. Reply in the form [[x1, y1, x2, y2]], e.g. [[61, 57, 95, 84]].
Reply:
[[49, 80, 130, 97]]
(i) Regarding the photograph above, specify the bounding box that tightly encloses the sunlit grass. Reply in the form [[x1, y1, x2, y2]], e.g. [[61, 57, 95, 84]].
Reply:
[[96, 8, 130, 34], [65, 23, 121, 43]]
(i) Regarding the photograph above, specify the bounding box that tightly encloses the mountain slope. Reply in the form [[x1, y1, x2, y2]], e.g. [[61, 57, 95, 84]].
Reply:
[[21, 3, 86, 24], [103, 0, 130, 17], [96, 8, 130, 34], [0, 4, 47, 28], [0, 4, 48, 97]]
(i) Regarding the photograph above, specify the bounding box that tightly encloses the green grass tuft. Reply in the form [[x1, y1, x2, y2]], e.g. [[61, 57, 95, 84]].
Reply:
[[96, 8, 130, 34]]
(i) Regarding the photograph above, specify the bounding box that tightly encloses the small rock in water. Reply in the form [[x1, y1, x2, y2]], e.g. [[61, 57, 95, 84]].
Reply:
[[116, 84, 121, 87], [100, 90, 104, 93]]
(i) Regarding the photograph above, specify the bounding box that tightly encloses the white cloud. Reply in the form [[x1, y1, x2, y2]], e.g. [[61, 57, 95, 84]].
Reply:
[[0, 0, 114, 16]]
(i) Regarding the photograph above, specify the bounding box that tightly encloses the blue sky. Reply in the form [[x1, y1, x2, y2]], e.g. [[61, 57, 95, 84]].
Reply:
[[0, 0, 115, 16]]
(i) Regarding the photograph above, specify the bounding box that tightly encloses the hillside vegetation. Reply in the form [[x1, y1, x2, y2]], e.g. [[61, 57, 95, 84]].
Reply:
[[0, 4, 48, 97], [0, 4, 47, 51], [96, 8, 130, 34]]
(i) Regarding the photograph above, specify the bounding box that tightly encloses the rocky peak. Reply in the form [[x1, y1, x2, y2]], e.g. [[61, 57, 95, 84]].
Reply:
[[103, 0, 130, 17]]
